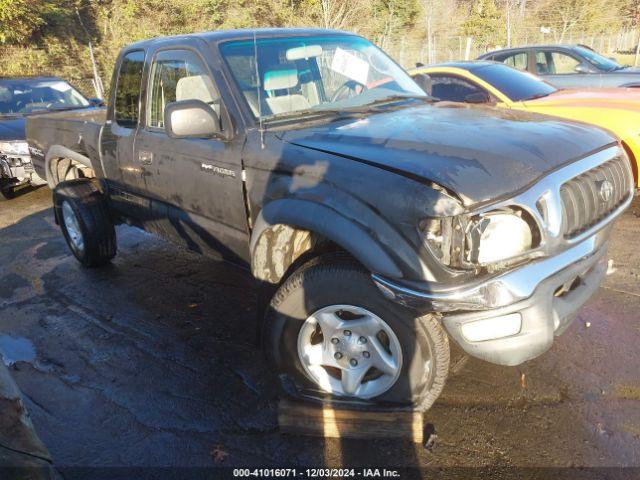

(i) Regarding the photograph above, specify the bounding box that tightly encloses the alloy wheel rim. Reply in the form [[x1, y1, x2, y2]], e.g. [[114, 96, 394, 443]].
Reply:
[[62, 201, 84, 254], [297, 304, 403, 399]]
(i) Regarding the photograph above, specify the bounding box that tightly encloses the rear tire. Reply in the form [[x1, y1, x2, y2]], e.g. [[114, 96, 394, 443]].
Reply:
[[0, 183, 16, 200], [263, 254, 449, 410], [0, 178, 16, 201], [53, 179, 116, 267]]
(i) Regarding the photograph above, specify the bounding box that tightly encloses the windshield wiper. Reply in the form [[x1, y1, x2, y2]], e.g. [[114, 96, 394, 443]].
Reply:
[[262, 107, 365, 123], [48, 105, 91, 112], [260, 95, 433, 124], [358, 94, 436, 110]]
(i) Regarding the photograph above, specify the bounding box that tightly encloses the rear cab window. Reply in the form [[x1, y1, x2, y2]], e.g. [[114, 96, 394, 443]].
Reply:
[[114, 50, 145, 128]]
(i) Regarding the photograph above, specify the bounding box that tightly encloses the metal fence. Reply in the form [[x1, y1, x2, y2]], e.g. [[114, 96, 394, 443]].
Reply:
[[383, 28, 640, 68]]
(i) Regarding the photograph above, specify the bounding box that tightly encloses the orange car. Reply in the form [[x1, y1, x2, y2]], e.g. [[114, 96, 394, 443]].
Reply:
[[410, 62, 640, 186]]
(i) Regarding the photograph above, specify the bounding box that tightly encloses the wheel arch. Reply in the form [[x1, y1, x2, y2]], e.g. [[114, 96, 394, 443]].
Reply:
[[45, 145, 94, 188], [250, 198, 404, 287]]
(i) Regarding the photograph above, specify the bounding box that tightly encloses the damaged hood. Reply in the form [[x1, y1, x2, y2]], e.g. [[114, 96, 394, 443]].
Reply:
[[279, 103, 616, 206]]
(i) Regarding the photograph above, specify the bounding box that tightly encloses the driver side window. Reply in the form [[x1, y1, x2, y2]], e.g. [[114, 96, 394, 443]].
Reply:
[[430, 75, 485, 103], [147, 49, 221, 129]]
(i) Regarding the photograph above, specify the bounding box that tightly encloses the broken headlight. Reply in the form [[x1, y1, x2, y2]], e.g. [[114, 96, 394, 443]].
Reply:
[[418, 217, 459, 266], [419, 209, 538, 269], [465, 211, 534, 265]]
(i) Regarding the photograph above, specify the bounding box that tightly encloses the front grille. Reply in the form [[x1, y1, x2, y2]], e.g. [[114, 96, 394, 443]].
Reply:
[[560, 155, 632, 238]]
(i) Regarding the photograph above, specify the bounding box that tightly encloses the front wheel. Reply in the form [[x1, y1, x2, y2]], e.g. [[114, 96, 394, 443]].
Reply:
[[263, 255, 450, 410]]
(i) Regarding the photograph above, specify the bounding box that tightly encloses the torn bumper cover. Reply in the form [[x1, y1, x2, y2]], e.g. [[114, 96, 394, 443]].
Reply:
[[373, 230, 610, 366]]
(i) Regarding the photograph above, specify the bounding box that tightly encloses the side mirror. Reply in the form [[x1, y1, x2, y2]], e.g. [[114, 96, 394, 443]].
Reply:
[[574, 63, 592, 74], [88, 98, 105, 107], [412, 73, 433, 96], [164, 99, 220, 139], [465, 92, 491, 104]]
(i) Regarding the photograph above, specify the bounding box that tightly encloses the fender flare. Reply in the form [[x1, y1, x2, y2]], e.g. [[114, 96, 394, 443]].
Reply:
[[44, 145, 92, 188], [250, 198, 404, 280]]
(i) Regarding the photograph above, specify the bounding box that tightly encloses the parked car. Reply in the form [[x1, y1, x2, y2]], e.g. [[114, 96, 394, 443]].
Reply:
[[26, 29, 633, 410], [0, 76, 101, 199], [409, 62, 640, 187], [478, 45, 640, 88]]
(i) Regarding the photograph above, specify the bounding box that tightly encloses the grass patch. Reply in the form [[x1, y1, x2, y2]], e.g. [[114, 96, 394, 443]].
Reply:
[[613, 384, 640, 400]]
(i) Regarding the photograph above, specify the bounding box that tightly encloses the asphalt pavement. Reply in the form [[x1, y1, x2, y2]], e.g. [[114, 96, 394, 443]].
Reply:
[[0, 186, 639, 477]]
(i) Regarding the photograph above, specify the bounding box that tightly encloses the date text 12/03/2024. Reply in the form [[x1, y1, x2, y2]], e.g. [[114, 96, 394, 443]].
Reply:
[[233, 468, 401, 477]]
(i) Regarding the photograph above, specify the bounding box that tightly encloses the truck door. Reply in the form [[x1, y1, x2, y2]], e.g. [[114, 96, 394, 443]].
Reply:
[[100, 49, 149, 215], [134, 47, 249, 264]]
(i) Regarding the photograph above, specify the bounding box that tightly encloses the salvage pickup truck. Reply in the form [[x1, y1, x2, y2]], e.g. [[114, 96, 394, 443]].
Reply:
[[27, 29, 634, 410]]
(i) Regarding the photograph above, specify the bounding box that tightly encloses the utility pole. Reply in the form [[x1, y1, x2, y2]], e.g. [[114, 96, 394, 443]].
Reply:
[[506, 0, 512, 48], [75, 8, 104, 99], [424, 0, 433, 64]]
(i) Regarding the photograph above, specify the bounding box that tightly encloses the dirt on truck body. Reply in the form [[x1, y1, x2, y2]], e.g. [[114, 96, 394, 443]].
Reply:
[[26, 28, 634, 411]]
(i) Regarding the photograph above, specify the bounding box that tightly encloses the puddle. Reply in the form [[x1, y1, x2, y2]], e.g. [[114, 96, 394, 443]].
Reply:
[[0, 335, 36, 366]]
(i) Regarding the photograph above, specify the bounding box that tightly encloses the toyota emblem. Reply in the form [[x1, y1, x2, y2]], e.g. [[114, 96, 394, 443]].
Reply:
[[598, 180, 613, 202]]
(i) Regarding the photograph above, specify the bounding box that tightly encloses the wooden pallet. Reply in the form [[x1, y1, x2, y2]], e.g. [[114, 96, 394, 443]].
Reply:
[[278, 398, 425, 443]]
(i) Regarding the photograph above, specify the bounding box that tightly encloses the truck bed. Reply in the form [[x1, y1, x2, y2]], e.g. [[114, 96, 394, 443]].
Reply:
[[26, 107, 107, 181]]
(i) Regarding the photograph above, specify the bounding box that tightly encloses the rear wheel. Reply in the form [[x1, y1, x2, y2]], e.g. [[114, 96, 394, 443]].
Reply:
[[0, 177, 16, 200], [0, 187, 16, 200], [53, 179, 116, 267], [263, 255, 450, 410]]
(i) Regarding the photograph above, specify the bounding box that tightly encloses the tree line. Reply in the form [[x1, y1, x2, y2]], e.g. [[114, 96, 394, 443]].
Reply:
[[0, 0, 638, 94]]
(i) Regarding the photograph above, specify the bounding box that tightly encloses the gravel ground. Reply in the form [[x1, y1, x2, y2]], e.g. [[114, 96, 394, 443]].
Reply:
[[0, 186, 639, 477]]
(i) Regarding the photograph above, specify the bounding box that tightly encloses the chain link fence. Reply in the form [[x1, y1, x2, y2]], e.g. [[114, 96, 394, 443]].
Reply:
[[383, 27, 640, 68], [1, 27, 638, 95]]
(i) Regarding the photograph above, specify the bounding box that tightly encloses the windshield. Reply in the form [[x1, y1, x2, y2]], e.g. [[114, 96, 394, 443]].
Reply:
[[0, 79, 89, 116], [473, 64, 558, 102], [575, 46, 621, 71], [219, 35, 426, 119]]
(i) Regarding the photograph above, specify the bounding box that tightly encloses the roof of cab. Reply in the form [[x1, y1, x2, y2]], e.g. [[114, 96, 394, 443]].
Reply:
[[125, 28, 357, 50]]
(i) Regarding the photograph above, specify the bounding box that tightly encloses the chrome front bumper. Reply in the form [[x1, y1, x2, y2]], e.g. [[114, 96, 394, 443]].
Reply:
[[373, 145, 635, 366], [373, 228, 611, 366]]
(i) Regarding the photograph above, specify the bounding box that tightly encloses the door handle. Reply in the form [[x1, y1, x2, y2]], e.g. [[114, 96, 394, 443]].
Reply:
[[138, 150, 153, 165]]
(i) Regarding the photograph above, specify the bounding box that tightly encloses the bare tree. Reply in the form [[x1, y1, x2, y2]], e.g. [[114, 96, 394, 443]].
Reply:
[[319, 0, 367, 30]]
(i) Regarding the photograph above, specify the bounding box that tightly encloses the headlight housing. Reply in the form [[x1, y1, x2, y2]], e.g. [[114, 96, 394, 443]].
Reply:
[[419, 209, 539, 269], [465, 212, 533, 265], [0, 141, 30, 156]]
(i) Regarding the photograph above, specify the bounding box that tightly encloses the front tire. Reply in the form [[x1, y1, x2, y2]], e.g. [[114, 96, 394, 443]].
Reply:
[[263, 255, 449, 410], [53, 179, 117, 267]]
